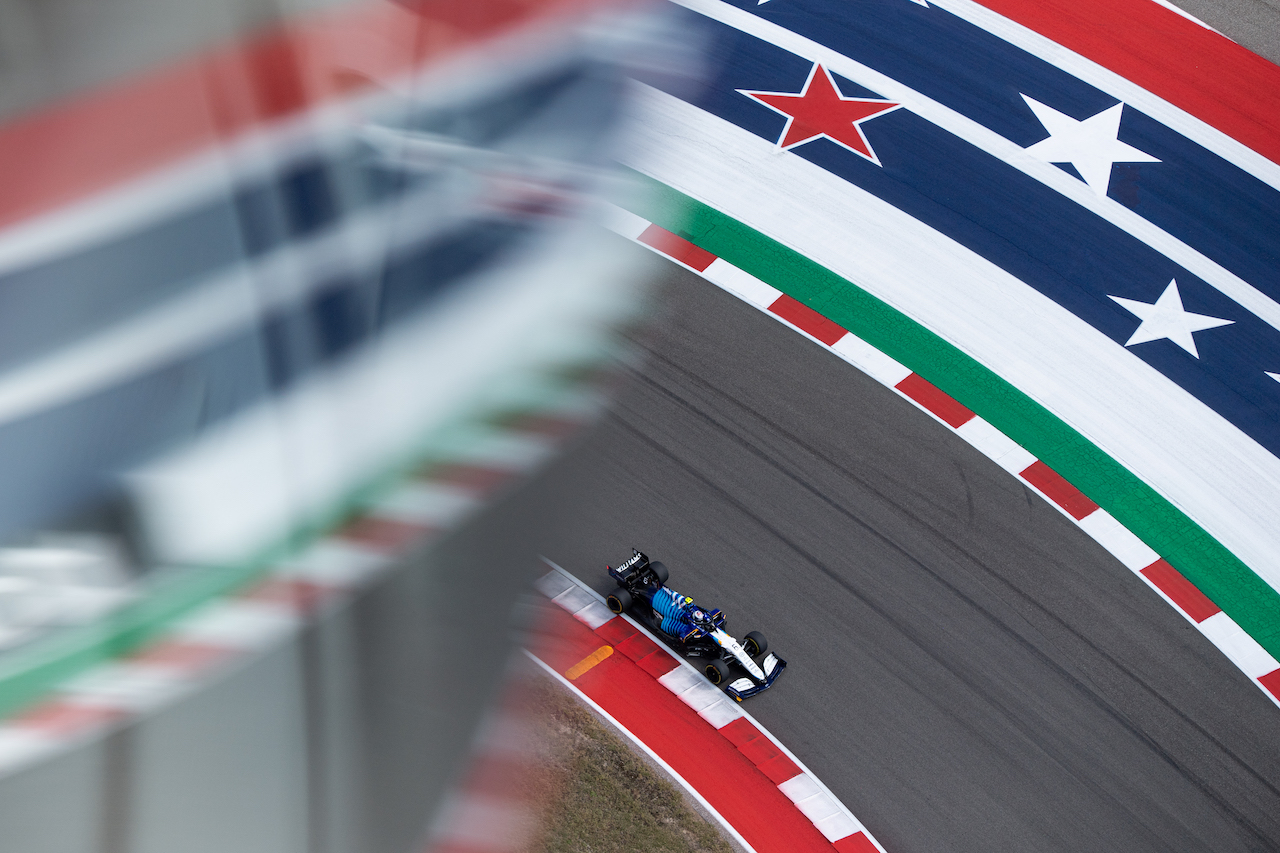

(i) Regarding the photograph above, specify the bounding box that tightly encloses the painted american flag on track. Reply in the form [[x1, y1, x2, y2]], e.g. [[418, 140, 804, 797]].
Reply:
[[618, 0, 1280, 659]]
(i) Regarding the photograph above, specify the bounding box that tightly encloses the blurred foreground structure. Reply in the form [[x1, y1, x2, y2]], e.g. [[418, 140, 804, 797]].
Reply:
[[0, 0, 682, 849]]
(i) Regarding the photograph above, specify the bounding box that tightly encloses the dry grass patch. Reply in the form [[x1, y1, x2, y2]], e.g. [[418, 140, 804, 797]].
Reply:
[[528, 677, 734, 853]]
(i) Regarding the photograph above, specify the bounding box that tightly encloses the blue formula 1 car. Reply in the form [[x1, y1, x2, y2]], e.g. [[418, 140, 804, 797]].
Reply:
[[604, 549, 785, 700]]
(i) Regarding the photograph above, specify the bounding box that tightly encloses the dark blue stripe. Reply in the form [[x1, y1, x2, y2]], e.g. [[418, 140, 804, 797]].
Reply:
[[639, 13, 1280, 456], [708, 0, 1280, 308]]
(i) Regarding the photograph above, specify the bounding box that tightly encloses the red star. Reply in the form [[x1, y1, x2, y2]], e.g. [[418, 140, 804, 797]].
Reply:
[[738, 65, 901, 165]]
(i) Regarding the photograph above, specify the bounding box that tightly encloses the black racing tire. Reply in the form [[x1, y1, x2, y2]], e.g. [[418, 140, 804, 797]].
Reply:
[[606, 587, 632, 614], [705, 658, 731, 685], [650, 561, 670, 585], [743, 631, 768, 658]]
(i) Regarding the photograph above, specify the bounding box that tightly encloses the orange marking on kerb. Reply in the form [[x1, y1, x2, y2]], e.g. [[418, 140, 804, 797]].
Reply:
[[565, 645, 613, 680]]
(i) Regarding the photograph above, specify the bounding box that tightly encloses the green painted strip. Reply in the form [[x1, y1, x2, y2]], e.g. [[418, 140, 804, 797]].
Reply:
[[628, 174, 1280, 663]]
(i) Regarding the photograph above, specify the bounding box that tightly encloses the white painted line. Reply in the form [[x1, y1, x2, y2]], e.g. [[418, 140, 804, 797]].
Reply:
[[535, 570, 576, 600], [673, 679, 728, 713], [370, 481, 480, 528], [657, 665, 704, 695], [526, 651, 761, 853], [702, 258, 782, 308], [831, 332, 913, 386], [814, 810, 864, 843], [601, 201, 651, 240], [955, 417, 1027, 471], [1199, 612, 1280, 678], [1077, 510, 1161, 571], [0, 729, 55, 777], [170, 599, 299, 649], [57, 664, 188, 713], [778, 772, 822, 803], [791, 789, 843, 824], [698, 698, 744, 728], [575, 601, 618, 630], [275, 538, 389, 587], [550, 585, 598, 614]]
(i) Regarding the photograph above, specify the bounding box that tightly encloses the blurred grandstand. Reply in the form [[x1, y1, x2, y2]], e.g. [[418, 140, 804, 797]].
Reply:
[[0, 0, 686, 850]]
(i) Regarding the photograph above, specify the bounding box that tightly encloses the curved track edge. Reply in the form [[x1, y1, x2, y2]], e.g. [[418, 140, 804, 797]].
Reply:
[[599, 199, 1280, 711]]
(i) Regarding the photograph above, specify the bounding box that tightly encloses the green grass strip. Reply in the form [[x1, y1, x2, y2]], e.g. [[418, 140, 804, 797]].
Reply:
[[628, 175, 1280, 662]]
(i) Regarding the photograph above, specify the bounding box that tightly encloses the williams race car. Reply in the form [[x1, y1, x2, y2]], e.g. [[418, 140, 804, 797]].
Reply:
[[604, 549, 785, 701]]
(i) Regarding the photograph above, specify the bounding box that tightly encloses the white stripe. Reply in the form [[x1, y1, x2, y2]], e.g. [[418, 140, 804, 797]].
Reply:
[[371, 481, 480, 528], [674, 0, 1280, 336], [0, 728, 56, 778], [831, 332, 913, 386], [171, 600, 299, 649], [954, 417, 1036, 474], [1145, 0, 1225, 34], [1198, 612, 1280, 679], [622, 87, 1280, 600], [929, 0, 1280, 191], [1077, 509, 1161, 570], [57, 664, 187, 713], [703, 257, 782, 308]]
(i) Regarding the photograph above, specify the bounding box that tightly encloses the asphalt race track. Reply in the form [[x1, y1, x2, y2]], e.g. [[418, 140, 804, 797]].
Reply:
[[505, 237, 1280, 852], [497, 6, 1280, 850]]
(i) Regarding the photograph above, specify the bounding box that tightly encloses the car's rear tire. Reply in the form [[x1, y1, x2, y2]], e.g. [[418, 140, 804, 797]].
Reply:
[[743, 631, 768, 657], [606, 587, 632, 614], [650, 561, 670, 584], [705, 659, 730, 685]]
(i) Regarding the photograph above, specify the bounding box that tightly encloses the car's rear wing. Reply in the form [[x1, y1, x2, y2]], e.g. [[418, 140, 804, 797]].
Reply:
[[607, 548, 650, 585]]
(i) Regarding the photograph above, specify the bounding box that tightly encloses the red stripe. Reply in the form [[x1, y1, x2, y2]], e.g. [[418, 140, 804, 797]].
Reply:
[[1140, 559, 1221, 622], [976, 0, 1280, 167], [637, 650, 679, 678], [127, 639, 232, 673], [894, 373, 976, 427], [638, 224, 718, 272], [337, 515, 431, 551], [834, 832, 879, 853], [530, 605, 835, 853], [768, 295, 848, 345], [10, 700, 125, 735], [1018, 459, 1099, 520], [1258, 669, 1280, 702], [615, 631, 662, 662], [595, 616, 638, 645], [0, 0, 605, 230], [422, 463, 514, 494], [239, 577, 341, 614]]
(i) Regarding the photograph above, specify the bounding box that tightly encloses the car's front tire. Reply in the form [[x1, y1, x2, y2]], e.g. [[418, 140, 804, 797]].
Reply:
[[705, 658, 730, 685], [606, 587, 632, 614], [743, 631, 768, 658]]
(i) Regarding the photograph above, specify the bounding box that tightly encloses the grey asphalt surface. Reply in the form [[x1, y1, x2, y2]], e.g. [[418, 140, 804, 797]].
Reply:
[[507, 243, 1280, 853]]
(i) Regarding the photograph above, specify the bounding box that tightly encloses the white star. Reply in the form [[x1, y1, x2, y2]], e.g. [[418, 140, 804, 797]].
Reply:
[[1267, 372, 1280, 384], [1110, 280, 1232, 358], [1021, 95, 1160, 196]]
